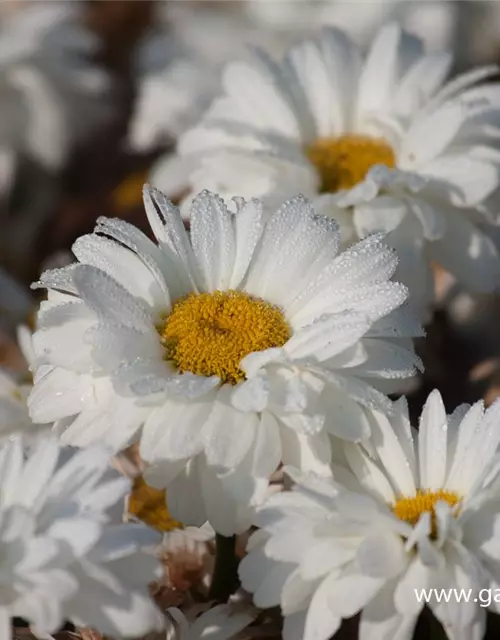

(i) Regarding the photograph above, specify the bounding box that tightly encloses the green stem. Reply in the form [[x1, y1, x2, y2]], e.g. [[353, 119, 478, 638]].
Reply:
[[425, 607, 448, 640], [208, 534, 240, 603]]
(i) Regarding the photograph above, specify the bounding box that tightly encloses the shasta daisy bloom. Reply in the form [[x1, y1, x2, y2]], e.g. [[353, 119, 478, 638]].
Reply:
[[240, 390, 500, 640], [128, 32, 216, 200], [0, 434, 163, 639], [131, 0, 303, 199], [28, 185, 421, 535], [178, 23, 500, 318]]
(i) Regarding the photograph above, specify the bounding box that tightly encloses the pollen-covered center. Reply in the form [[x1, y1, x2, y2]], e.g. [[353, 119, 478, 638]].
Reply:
[[392, 489, 462, 537], [159, 290, 291, 384], [128, 477, 183, 533], [306, 134, 395, 193]]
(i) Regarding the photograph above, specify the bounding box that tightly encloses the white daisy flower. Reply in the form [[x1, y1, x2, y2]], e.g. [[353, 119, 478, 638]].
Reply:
[[0, 1, 112, 177], [129, 40, 215, 156], [0, 325, 50, 448], [240, 390, 500, 640], [0, 434, 164, 639], [178, 23, 500, 319], [245, 0, 462, 60], [0, 2, 113, 272], [160, 1, 299, 69], [0, 2, 78, 63], [134, 0, 489, 197], [132, 1, 301, 199], [165, 602, 257, 640], [128, 32, 217, 200], [28, 185, 422, 535]]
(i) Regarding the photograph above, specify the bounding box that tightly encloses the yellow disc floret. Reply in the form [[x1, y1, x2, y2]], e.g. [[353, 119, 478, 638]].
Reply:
[[159, 290, 291, 384], [392, 489, 462, 537], [128, 476, 183, 532], [306, 134, 396, 193]]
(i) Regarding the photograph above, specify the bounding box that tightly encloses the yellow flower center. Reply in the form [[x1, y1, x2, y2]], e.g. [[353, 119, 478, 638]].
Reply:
[[392, 489, 462, 537], [111, 169, 150, 213], [159, 290, 291, 384], [128, 476, 183, 532], [306, 134, 396, 193]]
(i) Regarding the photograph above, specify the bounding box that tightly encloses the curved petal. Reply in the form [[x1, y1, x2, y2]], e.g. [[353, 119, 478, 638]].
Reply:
[[189, 191, 236, 291], [359, 582, 418, 640], [303, 572, 342, 640], [428, 211, 500, 293], [140, 395, 214, 462], [166, 458, 207, 528], [418, 390, 448, 491], [203, 387, 258, 469]]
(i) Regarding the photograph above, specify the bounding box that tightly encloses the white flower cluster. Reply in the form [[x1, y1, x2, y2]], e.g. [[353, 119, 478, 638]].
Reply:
[[0, 0, 113, 275], [0, 1, 113, 188], [0, 436, 163, 640], [241, 392, 500, 640], [173, 24, 500, 320], [2, 6, 500, 640]]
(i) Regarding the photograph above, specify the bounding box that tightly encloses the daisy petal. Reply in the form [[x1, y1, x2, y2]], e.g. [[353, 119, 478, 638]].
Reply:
[[418, 390, 448, 491]]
